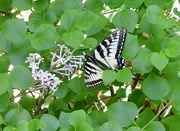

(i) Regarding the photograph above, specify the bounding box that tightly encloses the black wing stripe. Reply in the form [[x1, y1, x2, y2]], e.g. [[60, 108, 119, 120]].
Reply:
[[84, 55, 103, 87], [86, 79, 103, 88], [84, 28, 127, 87]]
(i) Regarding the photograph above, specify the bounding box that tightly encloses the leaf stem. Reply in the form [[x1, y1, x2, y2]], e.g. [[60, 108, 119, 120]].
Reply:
[[142, 103, 169, 130]]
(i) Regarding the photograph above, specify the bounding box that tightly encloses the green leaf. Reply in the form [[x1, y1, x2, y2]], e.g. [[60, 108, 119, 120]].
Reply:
[[19, 95, 36, 111], [151, 52, 169, 71], [49, 98, 68, 114], [28, 11, 44, 32], [8, 48, 29, 66], [4, 121, 29, 131], [8, 65, 33, 89], [28, 119, 45, 131], [161, 115, 180, 131], [61, 9, 80, 31], [44, 8, 57, 23], [84, 0, 103, 13], [68, 77, 87, 101], [97, 121, 122, 131], [49, 0, 65, 16], [0, 0, 11, 13], [0, 77, 9, 95], [68, 110, 86, 126], [63, 0, 84, 11], [54, 82, 70, 98], [5, 108, 31, 126], [33, 0, 49, 11], [116, 68, 132, 82], [135, 107, 156, 128], [127, 126, 143, 131], [0, 92, 9, 112], [0, 16, 9, 25], [116, 88, 126, 98], [144, 0, 166, 9], [3, 127, 12, 131], [142, 73, 170, 100], [0, 54, 10, 73], [86, 15, 108, 36], [76, 10, 99, 30], [165, 41, 180, 58], [89, 110, 108, 127], [123, 34, 139, 60], [41, 114, 59, 131], [0, 114, 5, 124], [62, 30, 84, 48], [0, 31, 11, 52], [171, 88, 180, 111], [76, 122, 94, 131], [82, 38, 97, 49], [158, 18, 176, 30], [163, 60, 180, 91], [130, 89, 146, 108], [139, 14, 160, 35], [59, 112, 70, 128], [145, 121, 165, 131], [102, 70, 117, 85], [124, 0, 143, 8], [31, 24, 57, 50], [131, 48, 153, 74], [107, 101, 138, 127], [12, 0, 32, 10], [145, 35, 165, 52], [16, 121, 28, 131], [102, 0, 124, 9], [112, 9, 138, 33], [146, 5, 163, 24], [1, 19, 27, 43]]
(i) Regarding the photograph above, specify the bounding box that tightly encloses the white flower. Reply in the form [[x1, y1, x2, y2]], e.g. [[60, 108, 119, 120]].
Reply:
[[34, 69, 61, 94], [26, 53, 61, 94], [26, 44, 85, 95], [50, 44, 84, 79]]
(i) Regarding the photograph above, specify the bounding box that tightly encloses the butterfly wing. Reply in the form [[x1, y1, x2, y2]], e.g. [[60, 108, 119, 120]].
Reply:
[[92, 28, 127, 69], [84, 55, 104, 87], [84, 28, 127, 88]]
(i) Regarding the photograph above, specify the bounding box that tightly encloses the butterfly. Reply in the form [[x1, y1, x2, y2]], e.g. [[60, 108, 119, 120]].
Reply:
[[84, 28, 127, 88]]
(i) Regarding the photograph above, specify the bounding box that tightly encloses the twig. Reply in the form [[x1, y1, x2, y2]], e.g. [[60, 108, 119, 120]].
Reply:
[[33, 93, 49, 116], [142, 103, 169, 130], [132, 74, 141, 89]]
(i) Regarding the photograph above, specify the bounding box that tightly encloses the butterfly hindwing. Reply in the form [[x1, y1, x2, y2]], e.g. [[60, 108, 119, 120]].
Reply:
[[84, 28, 127, 88], [84, 55, 103, 87]]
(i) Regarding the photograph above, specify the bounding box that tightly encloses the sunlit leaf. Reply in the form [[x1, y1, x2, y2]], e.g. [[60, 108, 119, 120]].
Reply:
[[1, 19, 27, 43], [102, 70, 117, 85], [142, 73, 170, 100], [107, 102, 138, 127]]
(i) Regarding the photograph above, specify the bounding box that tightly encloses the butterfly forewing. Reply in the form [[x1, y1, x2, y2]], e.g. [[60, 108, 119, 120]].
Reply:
[[84, 28, 127, 88], [93, 28, 127, 69]]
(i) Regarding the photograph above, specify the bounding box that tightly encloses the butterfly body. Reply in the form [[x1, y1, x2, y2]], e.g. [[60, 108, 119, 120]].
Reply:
[[84, 28, 127, 88]]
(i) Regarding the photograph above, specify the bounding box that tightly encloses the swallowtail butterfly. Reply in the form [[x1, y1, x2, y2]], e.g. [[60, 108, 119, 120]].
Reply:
[[84, 28, 127, 87]]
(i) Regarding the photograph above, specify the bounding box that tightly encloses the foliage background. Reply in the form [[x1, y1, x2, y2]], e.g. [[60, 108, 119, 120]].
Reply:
[[0, 0, 180, 131]]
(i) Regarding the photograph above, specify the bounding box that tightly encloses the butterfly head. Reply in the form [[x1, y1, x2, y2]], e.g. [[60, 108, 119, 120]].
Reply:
[[117, 57, 126, 69]]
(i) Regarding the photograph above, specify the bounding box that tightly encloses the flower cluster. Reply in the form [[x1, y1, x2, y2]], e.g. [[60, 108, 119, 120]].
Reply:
[[50, 44, 84, 79], [25, 53, 61, 94], [25, 45, 84, 95]]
